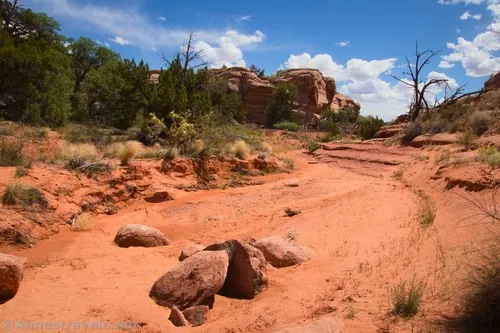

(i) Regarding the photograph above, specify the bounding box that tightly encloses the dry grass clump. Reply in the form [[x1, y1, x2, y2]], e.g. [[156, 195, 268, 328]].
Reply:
[[232, 140, 250, 160], [0, 140, 24, 166], [118, 141, 143, 166], [1, 182, 48, 208], [57, 143, 99, 162], [103, 142, 124, 158], [435, 149, 452, 164], [258, 141, 273, 154], [417, 191, 436, 227], [469, 111, 491, 136], [478, 146, 500, 169], [390, 278, 426, 319], [70, 212, 96, 232], [458, 130, 477, 150], [392, 169, 404, 181]]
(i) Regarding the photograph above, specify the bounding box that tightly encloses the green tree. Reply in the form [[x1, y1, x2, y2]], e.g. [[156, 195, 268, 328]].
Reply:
[[266, 84, 299, 127]]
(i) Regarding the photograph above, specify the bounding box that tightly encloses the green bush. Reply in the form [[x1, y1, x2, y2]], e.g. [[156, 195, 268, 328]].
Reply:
[[0, 140, 24, 166], [307, 141, 321, 153], [266, 84, 300, 127], [478, 146, 500, 169], [357, 116, 384, 140], [458, 130, 477, 150], [390, 279, 426, 319], [274, 120, 301, 132]]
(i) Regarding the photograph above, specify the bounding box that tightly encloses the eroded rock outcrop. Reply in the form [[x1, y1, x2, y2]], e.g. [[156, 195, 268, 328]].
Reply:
[[211, 68, 360, 124]]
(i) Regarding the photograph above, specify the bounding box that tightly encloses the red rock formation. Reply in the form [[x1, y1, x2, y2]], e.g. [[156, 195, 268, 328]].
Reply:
[[485, 72, 500, 91]]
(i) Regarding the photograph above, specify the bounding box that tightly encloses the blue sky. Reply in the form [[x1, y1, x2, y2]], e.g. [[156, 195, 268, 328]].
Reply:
[[25, 0, 500, 120]]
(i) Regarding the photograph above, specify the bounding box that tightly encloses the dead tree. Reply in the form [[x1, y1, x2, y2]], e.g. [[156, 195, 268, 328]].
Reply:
[[390, 41, 449, 121], [162, 32, 210, 74]]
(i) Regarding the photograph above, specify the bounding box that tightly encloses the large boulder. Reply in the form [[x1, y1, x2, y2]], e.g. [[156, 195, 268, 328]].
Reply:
[[149, 250, 229, 310], [205, 239, 268, 299], [114, 224, 170, 248], [252, 236, 315, 268], [485, 72, 500, 91], [375, 123, 407, 139], [0, 253, 25, 303], [179, 243, 205, 261]]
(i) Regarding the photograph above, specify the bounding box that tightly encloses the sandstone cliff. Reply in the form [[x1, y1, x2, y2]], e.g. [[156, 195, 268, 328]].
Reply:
[[213, 68, 360, 124]]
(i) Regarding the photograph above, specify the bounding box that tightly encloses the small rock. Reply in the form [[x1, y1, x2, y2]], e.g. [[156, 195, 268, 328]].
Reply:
[[168, 306, 189, 327], [0, 253, 26, 303], [145, 191, 172, 203], [183, 305, 209, 327], [253, 236, 314, 268], [286, 181, 299, 187], [114, 224, 170, 248], [284, 208, 301, 217], [179, 243, 205, 261], [150, 250, 229, 310]]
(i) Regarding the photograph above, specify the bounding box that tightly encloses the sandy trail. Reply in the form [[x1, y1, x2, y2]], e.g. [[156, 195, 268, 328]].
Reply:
[[1, 145, 495, 332]]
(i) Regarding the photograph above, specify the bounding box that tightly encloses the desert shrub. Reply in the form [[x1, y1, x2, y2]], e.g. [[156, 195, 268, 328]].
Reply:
[[0, 140, 24, 166], [345, 305, 357, 320], [163, 147, 179, 161], [418, 192, 436, 227], [103, 142, 124, 158], [423, 117, 447, 134], [66, 158, 112, 177], [338, 107, 360, 124], [119, 141, 143, 166], [307, 141, 321, 153], [357, 116, 384, 140], [318, 133, 341, 143], [435, 149, 452, 164], [280, 157, 296, 170], [65, 126, 114, 145], [266, 84, 300, 127], [402, 122, 422, 144], [274, 120, 301, 132], [1, 183, 48, 208], [70, 213, 96, 232], [392, 169, 404, 181], [458, 130, 477, 150], [478, 146, 500, 169], [390, 279, 426, 319], [192, 140, 205, 154], [258, 142, 273, 154], [464, 235, 500, 330], [56, 143, 99, 163], [469, 111, 491, 136], [134, 113, 168, 146], [233, 140, 251, 160], [15, 166, 29, 178]]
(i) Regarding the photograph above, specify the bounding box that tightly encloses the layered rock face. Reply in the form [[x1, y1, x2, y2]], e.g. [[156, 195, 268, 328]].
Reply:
[[212, 67, 360, 124]]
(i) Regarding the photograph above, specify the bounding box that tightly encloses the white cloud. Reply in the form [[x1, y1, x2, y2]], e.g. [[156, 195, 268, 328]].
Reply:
[[438, 60, 456, 68], [236, 15, 252, 22], [337, 41, 350, 47], [29, 0, 224, 50], [460, 10, 482, 19], [438, 0, 485, 5], [96, 40, 110, 47], [194, 31, 265, 68], [151, 47, 157, 52], [109, 36, 132, 45], [157, 16, 166, 21]]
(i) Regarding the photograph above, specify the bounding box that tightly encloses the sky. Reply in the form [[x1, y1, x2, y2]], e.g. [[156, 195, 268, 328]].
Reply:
[[24, 0, 500, 121]]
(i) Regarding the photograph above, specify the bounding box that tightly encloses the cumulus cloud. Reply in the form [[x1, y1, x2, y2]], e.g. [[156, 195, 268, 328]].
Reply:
[[194, 31, 265, 68], [441, 1, 500, 77], [438, 60, 456, 68], [460, 10, 482, 19], [337, 41, 350, 47], [109, 36, 132, 45]]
